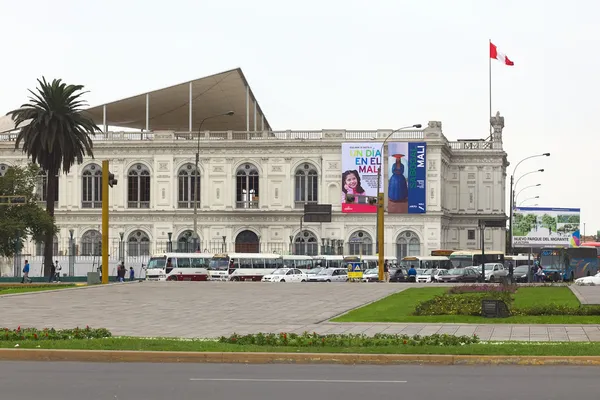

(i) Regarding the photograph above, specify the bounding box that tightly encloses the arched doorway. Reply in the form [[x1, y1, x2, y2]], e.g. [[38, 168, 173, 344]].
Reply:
[[235, 230, 259, 253], [294, 231, 318, 255], [396, 230, 420, 260], [348, 230, 373, 255]]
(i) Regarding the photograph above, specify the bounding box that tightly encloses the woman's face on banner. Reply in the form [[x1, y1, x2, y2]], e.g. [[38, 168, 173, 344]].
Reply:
[[345, 173, 358, 189]]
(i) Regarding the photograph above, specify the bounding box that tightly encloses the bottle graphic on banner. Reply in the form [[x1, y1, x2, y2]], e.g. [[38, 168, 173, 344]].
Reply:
[[388, 154, 408, 202]]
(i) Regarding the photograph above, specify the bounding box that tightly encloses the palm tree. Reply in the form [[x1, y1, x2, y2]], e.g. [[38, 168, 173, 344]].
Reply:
[[7, 78, 100, 277]]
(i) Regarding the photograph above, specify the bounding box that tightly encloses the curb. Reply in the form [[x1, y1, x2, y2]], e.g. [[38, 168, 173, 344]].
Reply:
[[2, 349, 600, 366], [0, 281, 141, 298]]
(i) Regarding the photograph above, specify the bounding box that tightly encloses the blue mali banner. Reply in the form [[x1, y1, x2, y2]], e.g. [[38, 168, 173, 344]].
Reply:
[[387, 142, 427, 214]]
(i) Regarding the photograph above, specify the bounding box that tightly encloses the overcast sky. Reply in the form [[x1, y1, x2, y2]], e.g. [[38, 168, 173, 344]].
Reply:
[[1, 0, 598, 233]]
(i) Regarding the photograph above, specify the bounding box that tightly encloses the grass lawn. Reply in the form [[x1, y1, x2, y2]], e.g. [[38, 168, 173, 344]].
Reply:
[[333, 287, 598, 324], [0, 284, 77, 295], [1, 338, 600, 356]]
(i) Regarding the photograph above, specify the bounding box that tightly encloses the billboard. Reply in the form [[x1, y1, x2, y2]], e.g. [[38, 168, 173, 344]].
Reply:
[[341, 142, 383, 213], [512, 207, 581, 247], [387, 142, 427, 213]]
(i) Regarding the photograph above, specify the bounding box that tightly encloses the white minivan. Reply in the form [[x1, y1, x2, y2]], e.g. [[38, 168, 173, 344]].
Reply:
[[483, 263, 508, 282], [308, 268, 348, 282]]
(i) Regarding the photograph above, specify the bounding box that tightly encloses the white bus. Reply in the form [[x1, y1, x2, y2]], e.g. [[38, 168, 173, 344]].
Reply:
[[312, 255, 344, 269], [449, 250, 505, 268], [360, 255, 398, 270], [399, 256, 452, 270], [209, 253, 284, 281], [505, 254, 535, 267], [282, 255, 316, 270], [145, 252, 212, 281]]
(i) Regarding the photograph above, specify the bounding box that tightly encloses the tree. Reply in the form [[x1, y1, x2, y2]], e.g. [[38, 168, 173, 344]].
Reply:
[[6, 78, 100, 276], [0, 165, 55, 257]]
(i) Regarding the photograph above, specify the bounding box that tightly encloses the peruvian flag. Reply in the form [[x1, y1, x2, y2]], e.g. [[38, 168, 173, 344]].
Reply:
[[490, 42, 514, 66]]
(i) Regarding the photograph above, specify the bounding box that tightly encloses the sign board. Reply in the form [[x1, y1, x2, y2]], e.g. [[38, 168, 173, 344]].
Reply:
[[347, 261, 363, 279], [387, 142, 427, 214], [513, 207, 580, 247], [479, 218, 507, 229], [481, 299, 510, 318], [341, 143, 383, 213], [303, 204, 332, 223]]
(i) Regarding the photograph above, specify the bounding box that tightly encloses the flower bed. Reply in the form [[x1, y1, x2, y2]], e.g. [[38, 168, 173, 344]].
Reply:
[[219, 332, 480, 347], [413, 291, 513, 316], [0, 326, 112, 341], [448, 284, 517, 294]]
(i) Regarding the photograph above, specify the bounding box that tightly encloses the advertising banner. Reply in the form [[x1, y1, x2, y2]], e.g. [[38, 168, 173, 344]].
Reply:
[[387, 142, 427, 214], [341, 143, 383, 213], [512, 207, 581, 247]]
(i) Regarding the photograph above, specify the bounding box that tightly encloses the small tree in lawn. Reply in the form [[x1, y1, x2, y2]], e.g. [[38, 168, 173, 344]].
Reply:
[[0, 165, 55, 257], [6, 78, 100, 277]]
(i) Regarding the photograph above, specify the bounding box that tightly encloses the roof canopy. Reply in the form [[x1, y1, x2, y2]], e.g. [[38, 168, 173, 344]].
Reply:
[[1, 68, 271, 133]]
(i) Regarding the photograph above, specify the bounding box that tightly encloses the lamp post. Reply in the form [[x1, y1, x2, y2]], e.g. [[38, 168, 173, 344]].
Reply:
[[118, 231, 124, 262], [514, 183, 541, 206], [167, 232, 172, 253], [508, 153, 549, 254], [519, 196, 540, 206], [222, 236, 226, 253], [68, 229, 74, 276], [375, 124, 422, 282], [193, 111, 235, 251], [257, 235, 261, 253]]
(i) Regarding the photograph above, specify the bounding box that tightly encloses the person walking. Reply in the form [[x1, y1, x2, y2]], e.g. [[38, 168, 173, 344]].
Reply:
[[54, 260, 62, 282], [129, 266, 135, 281], [384, 260, 390, 282], [49, 260, 56, 283], [21, 259, 31, 284]]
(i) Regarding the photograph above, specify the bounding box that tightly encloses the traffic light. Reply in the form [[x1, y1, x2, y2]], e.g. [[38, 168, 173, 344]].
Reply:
[[108, 172, 118, 188]]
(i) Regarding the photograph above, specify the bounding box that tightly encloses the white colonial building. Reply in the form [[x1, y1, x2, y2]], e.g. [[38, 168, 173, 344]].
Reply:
[[0, 68, 508, 270]]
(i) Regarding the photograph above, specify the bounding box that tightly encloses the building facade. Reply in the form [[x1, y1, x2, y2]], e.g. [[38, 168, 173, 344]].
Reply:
[[0, 116, 508, 263]]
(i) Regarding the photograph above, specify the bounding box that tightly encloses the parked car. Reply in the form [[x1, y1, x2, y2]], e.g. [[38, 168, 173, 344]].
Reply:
[[389, 268, 409, 282], [416, 269, 449, 283], [362, 268, 379, 282], [575, 272, 600, 286], [305, 267, 323, 279], [307, 267, 348, 282], [437, 268, 479, 283], [261, 268, 307, 282]]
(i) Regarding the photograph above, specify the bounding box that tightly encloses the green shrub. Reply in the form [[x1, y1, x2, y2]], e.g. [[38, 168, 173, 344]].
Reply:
[[218, 332, 480, 347], [413, 292, 513, 316], [0, 326, 112, 341], [513, 305, 600, 316]]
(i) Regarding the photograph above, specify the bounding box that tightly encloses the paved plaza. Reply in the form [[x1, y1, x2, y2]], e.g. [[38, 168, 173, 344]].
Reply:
[[2, 282, 600, 341]]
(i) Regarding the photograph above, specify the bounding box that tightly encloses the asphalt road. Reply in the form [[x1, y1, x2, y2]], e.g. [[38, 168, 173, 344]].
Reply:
[[0, 361, 596, 399]]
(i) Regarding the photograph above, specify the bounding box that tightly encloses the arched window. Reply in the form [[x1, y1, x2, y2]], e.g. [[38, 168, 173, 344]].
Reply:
[[81, 230, 101, 256], [35, 235, 59, 256], [294, 231, 318, 256], [127, 230, 150, 257], [37, 171, 59, 204], [236, 163, 259, 209], [0, 164, 9, 177], [348, 230, 373, 255], [396, 231, 420, 259], [176, 230, 196, 253], [128, 164, 151, 208], [235, 230, 259, 253], [294, 163, 318, 208], [82, 164, 102, 208], [177, 164, 200, 208]]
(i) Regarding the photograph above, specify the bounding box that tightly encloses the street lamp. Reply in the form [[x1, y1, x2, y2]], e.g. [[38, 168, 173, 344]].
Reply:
[[193, 111, 235, 251], [519, 196, 540, 206], [514, 169, 544, 192], [509, 153, 549, 254], [68, 229, 74, 277], [515, 183, 541, 205], [375, 124, 422, 282]]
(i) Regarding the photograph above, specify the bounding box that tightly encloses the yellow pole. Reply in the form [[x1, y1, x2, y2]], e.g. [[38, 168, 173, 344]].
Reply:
[[101, 160, 109, 284], [377, 193, 385, 282]]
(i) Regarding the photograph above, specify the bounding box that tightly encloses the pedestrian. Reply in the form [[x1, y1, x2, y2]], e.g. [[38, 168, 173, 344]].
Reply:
[[118, 263, 125, 282], [21, 259, 31, 284], [49, 260, 56, 283], [384, 259, 390, 282], [54, 260, 62, 282], [536, 265, 544, 283], [129, 266, 135, 281]]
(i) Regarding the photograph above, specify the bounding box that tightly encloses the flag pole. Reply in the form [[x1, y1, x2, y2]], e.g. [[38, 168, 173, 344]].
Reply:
[[489, 39, 492, 137]]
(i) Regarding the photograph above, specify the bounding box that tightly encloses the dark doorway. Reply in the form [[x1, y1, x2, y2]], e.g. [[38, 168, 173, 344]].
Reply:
[[235, 230, 260, 253]]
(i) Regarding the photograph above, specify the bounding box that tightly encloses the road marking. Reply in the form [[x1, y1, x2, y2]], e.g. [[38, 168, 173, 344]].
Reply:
[[190, 378, 407, 384]]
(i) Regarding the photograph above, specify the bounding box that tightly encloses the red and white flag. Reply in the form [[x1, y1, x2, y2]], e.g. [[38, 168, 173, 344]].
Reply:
[[490, 42, 514, 66]]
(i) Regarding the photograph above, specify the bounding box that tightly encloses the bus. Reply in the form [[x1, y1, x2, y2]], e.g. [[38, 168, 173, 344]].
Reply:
[[399, 256, 452, 270], [282, 255, 316, 270], [209, 253, 283, 281], [430, 250, 454, 257], [538, 246, 598, 281], [312, 255, 344, 269], [581, 242, 600, 259], [448, 250, 505, 268], [505, 254, 536, 267], [145, 252, 213, 281], [360, 255, 398, 270]]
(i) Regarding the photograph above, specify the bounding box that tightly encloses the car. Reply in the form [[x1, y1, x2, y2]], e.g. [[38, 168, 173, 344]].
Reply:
[[575, 272, 600, 286], [389, 268, 409, 282], [261, 268, 307, 282], [416, 269, 449, 283], [482, 263, 508, 282], [362, 268, 379, 282], [437, 268, 479, 283], [513, 265, 530, 283], [307, 267, 348, 282]]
